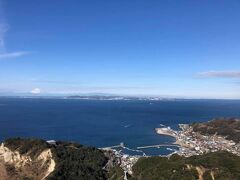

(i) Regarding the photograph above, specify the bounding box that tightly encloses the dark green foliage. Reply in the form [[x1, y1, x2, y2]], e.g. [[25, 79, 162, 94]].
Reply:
[[130, 156, 198, 180], [131, 151, 240, 180], [192, 117, 240, 143], [187, 151, 240, 179], [108, 166, 124, 180], [48, 141, 108, 180]]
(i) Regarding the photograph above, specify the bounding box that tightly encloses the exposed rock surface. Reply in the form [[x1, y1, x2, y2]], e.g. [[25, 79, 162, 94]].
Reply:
[[0, 138, 112, 180], [0, 143, 55, 180]]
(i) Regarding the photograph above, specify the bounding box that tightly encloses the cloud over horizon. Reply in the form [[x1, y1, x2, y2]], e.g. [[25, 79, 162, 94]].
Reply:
[[30, 88, 41, 94], [197, 71, 240, 78]]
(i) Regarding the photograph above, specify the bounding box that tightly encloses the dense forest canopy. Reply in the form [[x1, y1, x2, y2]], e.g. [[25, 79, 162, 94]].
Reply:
[[131, 151, 240, 180]]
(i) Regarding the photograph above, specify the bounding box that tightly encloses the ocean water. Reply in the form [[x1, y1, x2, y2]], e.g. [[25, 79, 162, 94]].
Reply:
[[0, 97, 240, 156]]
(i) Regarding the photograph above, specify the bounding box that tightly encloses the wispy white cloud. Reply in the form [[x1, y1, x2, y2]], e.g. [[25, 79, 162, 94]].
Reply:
[[197, 71, 240, 78], [0, 22, 29, 60], [0, 51, 29, 59], [0, 23, 7, 51]]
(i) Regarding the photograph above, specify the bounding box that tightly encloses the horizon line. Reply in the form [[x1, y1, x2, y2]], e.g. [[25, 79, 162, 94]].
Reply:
[[0, 93, 240, 100]]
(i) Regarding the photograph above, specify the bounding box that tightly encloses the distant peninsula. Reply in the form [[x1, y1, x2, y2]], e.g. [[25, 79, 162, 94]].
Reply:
[[67, 95, 175, 101]]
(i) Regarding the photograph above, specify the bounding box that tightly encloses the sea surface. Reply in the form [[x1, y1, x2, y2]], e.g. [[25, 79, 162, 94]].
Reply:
[[0, 97, 240, 156]]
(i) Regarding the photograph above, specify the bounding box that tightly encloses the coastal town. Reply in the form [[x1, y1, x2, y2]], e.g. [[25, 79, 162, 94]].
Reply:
[[97, 118, 240, 180], [155, 124, 240, 157], [103, 120, 240, 179]]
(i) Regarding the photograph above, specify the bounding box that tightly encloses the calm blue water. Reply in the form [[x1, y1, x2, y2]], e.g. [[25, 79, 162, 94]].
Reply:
[[0, 97, 240, 156]]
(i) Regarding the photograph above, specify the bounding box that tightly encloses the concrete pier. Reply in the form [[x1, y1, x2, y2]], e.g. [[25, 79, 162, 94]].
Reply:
[[137, 144, 180, 149]]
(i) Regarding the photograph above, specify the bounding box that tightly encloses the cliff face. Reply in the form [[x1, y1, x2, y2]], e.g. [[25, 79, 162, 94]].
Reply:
[[0, 143, 55, 180], [0, 138, 111, 180]]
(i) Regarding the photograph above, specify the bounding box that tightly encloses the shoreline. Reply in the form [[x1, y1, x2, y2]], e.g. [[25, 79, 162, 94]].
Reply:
[[156, 121, 240, 157], [155, 127, 178, 139], [155, 126, 190, 149]]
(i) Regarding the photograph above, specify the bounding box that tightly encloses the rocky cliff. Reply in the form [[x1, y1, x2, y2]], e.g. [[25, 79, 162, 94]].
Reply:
[[0, 142, 55, 180], [0, 138, 112, 180]]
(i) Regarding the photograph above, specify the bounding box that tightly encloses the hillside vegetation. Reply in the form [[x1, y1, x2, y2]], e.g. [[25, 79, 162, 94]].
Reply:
[[131, 151, 240, 180], [192, 117, 240, 143], [2, 136, 240, 180], [48, 141, 108, 180]]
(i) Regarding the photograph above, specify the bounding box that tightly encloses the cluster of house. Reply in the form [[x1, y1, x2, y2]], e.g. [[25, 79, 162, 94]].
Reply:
[[176, 124, 240, 157], [112, 149, 139, 175]]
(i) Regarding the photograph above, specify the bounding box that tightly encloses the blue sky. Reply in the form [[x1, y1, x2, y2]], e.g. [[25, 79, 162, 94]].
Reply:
[[0, 0, 240, 98]]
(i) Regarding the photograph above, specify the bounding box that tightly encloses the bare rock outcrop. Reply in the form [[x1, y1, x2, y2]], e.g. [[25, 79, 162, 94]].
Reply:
[[0, 143, 55, 180]]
